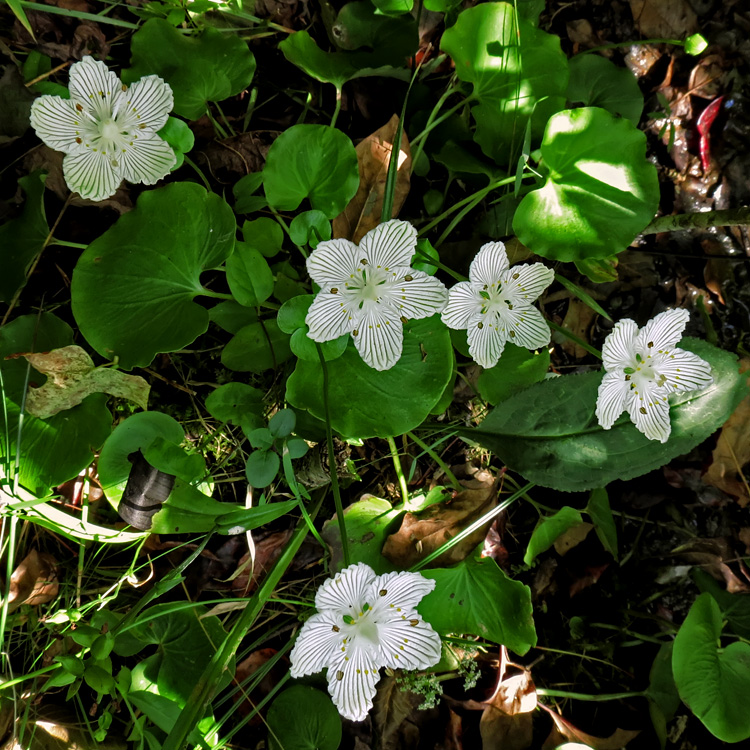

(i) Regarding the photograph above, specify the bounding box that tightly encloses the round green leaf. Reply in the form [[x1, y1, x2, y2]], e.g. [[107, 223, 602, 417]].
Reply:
[[205, 383, 264, 425], [440, 2, 568, 162], [477, 344, 550, 405], [673, 593, 750, 743], [157, 117, 194, 170], [462, 339, 747, 492], [242, 217, 284, 258], [71, 183, 235, 370], [209, 300, 258, 334], [269, 408, 295, 438], [286, 316, 453, 439], [245, 450, 280, 488], [513, 107, 660, 261], [263, 124, 359, 218], [289, 210, 331, 249], [268, 685, 342, 750], [0, 313, 111, 495], [84, 665, 115, 696], [97, 411, 185, 506], [567, 55, 644, 125], [523, 506, 583, 565], [226, 242, 274, 306], [278, 295, 347, 362], [221, 320, 292, 372], [420, 556, 537, 655], [124, 19, 256, 119], [285, 437, 309, 459]]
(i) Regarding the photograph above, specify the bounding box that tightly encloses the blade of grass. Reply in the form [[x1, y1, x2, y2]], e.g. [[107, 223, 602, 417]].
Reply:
[[554, 273, 612, 321]]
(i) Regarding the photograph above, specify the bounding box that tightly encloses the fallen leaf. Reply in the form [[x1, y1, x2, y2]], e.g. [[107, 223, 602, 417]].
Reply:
[[628, 0, 698, 39], [234, 648, 287, 721], [332, 114, 411, 243], [231, 530, 293, 597], [382, 476, 498, 568], [673, 537, 750, 594], [558, 299, 597, 360], [554, 521, 594, 556], [704, 359, 750, 506], [14, 345, 150, 418], [7, 550, 58, 612], [540, 704, 640, 750]]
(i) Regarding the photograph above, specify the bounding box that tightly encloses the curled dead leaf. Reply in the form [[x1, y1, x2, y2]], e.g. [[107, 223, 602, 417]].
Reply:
[[480, 670, 537, 750], [540, 703, 640, 750], [382, 476, 498, 568], [7, 550, 58, 612], [332, 114, 411, 243]]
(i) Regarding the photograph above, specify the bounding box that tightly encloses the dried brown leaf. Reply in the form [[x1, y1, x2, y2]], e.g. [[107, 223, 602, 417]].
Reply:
[[704, 359, 750, 506], [8, 550, 58, 612], [231, 530, 293, 597], [332, 114, 411, 243], [673, 537, 750, 594], [381, 476, 498, 568], [559, 299, 597, 360], [553, 521, 594, 556], [541, 704, 640, 750], [628, 0, 698, 38], [480, 670, 536, 750]]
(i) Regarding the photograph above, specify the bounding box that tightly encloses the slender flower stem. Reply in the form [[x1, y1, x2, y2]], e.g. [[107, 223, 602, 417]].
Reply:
[[183, 155, 212, 191], [406, 431, 461, 492], [48, 238, 87, 249], [410, 92, 476, 151], [410, 84, 460, 172], [537, 688, 646, 701], [386, 435, 410, 507], [317, 344, 350, 568], [330, 87, 343, 129]]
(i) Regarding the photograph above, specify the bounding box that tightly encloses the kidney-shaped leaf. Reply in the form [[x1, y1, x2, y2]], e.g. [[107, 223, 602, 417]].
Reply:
[[419, 556, 536, 655], [673, 593, 750, 743], [71, 183, 235, 370], [268, 685, 342, 750], [124, 19, 256, 119], [461, 339, 747, 492], [286, 316, 453, 439], [513, 107, 659, 261], [263, 124, 359, 218]]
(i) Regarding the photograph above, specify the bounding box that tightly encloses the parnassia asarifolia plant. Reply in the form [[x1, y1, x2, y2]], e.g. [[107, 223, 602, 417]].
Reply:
[[4, 0, 744, 745]]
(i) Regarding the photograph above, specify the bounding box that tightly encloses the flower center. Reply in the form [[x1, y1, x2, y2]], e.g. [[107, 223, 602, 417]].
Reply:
[[348, 265, 391, 308], [343, 603, 380, 646], [625, 353, 667, 390], [479, 282, 512, 313]]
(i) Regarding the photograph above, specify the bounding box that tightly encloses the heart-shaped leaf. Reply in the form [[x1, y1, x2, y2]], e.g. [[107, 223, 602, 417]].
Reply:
[[477, 344, 550, 406], [268, 685, 342, 750], [673, 593, 750, 743], [286, 316, 453, 438], [419, 556, 536, 655], [513, 107, 660, 261], [461, 339, 747, 492], [263, 124, 360, 218], [71, 183, 235, 370], [124, 19, 256, 119]]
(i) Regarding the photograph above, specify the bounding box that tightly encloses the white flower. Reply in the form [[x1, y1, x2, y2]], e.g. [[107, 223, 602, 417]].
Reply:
[[596, 308, 713, 443], [441, 241, 554, 369], [29, 56, 176, 202], [305, 220, 448, 371], [289, 562, 442, 722]]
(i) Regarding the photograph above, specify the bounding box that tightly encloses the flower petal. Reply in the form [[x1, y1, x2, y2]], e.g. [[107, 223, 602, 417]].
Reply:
[[376, 614, 442, 671], [628, 382, 671, 443], [501, 262, 554, 305], [655, 348, 713, 393], [388, 270, 448, 320], [359, 220, 417, 270], [468, 242, 509, 287], [289, 611, 344, 678], [602, 318, 639, 372], [441, 282, 482, 329], [30, 95, 85, 153], [306, 289, 354, 342], [326, 646, 380, 722], [467, 312, 507, 369], [498, 304, 551, 351], [368, 571, 436, 612], [315, 563, 376, 614], [119, 134, 175, 186], [121, 75, 173, 132], [307, 238, 360, 288], [62, 148, 121, 202], [68, 56, 123, 120], [353, 308, 403, 371], [637, 308, 689, 352], [596, 371, 629, 429]]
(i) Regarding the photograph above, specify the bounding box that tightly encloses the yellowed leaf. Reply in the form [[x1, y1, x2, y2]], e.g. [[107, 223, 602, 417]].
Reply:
[[554, 521, 594, 556], [332, 114, 411, 243]]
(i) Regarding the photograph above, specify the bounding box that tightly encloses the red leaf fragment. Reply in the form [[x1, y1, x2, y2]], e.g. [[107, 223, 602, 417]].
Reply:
[[697, 95, 723, 172]]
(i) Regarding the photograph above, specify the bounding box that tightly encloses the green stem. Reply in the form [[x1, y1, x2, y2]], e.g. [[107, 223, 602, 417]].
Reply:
[[410, 482, 534, 571], [410, 92, 476, 152], [579, 38, 685, 55], [547, 320, 602, 359], [330, 86, 343, 128], [316, 344, 350, 568], [161, 500, 321, 750], [406, 431, 461, 491], [48, 238, 87, 249], [213, 101, 236, 138], [270, 207, 307, 259], [387, 435, 410, 507], [183, 155, 211, 191], [409, 84, 458, 172], [17, 0, 139, 27], [418, 176, 516, 237], [199, 289, 234, 300], [641, 207, 750, 235], [538, 688, 645, 701]]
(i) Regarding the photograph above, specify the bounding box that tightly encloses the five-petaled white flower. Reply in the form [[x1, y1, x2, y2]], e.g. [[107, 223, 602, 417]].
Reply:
[[596, 308, 713, 443], [440, 241, 554, 369], [305, 220, 448, 371], [29, 56, 176, 202], [289, 562, 442, 722]]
